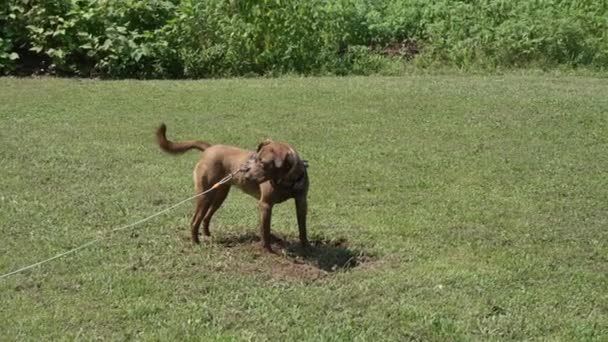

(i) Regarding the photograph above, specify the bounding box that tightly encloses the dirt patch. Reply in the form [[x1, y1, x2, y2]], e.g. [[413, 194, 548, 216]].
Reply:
[[215, 233, 373, 282]]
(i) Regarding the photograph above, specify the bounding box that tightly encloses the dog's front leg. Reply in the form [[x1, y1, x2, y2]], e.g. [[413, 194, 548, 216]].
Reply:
[[295, 195, 309, 247], [258, 201, 273, 252]]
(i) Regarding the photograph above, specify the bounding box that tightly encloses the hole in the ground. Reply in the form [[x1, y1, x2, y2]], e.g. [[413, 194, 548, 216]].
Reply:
[[216, 232, 372, 273]]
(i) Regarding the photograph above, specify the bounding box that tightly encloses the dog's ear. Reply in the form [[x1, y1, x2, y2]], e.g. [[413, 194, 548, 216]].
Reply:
[[283, 150, 301, 177], [275, 148, 298, 170], [274, 153, 285, 168], [257, 139, 273, 152]]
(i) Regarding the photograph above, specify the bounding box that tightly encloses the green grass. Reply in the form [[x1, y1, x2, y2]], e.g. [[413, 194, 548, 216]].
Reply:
[[1, 75, 607, 340]]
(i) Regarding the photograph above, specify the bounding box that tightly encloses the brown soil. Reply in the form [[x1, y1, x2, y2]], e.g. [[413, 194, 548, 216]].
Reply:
[[214, 233, 373, 283]]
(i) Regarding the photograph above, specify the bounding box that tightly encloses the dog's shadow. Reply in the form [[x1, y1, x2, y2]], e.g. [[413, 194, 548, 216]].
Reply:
[[216, 233, 370, 272]]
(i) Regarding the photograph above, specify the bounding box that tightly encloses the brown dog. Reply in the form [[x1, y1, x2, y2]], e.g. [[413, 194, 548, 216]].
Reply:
[[156, 124, 309, 252]]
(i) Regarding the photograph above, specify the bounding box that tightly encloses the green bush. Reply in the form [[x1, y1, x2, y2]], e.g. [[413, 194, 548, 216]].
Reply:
[[1, 0, 607, 77], [416, 0, 608, 69], [0, 0, 179, 76], [162, 0, 343, 77], [0, 0, 24, 73]]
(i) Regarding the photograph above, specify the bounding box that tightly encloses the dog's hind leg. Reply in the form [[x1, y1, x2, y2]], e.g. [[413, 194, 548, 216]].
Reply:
[[202, 185, 230, 237], [191, 194, 212, 244], [191, 164, 215, 244]]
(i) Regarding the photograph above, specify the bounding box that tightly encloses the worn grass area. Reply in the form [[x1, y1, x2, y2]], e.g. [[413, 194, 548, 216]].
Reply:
[[1, 76, 607, 340]]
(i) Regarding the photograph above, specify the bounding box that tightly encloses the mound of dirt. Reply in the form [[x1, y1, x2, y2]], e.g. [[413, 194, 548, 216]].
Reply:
[[215, 233, 373, 282]]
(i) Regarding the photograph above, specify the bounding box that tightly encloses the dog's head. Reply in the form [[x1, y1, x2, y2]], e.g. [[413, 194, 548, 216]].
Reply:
[[244, 139, 304, 185]]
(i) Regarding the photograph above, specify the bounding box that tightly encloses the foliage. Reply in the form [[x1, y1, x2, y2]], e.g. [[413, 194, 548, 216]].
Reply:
[[415, 0, 608, 69], [161, 0, 345, 77], [1, 0, 607, 77], [0, 0, 178, 77]]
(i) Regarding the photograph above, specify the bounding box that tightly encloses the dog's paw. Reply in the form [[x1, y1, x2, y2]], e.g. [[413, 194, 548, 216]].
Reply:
[[261, 243, 277, 254]]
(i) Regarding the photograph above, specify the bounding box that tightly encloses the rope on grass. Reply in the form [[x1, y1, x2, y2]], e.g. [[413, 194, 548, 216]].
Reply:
[[0, 171, 239, 280]]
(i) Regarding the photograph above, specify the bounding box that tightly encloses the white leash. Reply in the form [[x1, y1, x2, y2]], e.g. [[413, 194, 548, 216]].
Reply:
[[0, 172, 238, 280]]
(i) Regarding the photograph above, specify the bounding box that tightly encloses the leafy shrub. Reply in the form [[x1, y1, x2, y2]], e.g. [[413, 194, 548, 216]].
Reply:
[[1, 0, 178, 77], [1, 0, 607, 77], [162, 0, 347, 77], [416, 0, 608, 69], [0, 0, 25, 73]]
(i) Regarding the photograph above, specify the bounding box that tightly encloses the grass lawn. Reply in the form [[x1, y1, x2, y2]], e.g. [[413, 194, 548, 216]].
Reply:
[[1, 75, 607, 340]]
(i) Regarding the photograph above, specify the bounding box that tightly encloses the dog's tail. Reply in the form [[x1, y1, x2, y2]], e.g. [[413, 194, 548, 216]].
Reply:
[[156, 123, 211, 154]]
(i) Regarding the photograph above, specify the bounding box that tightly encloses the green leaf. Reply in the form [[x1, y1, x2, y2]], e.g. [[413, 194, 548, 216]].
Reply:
[[26, 25, 45, 34], [47, 48, 66, 59], [132, 50, 143, 62], [100, 39, 112, 51], [9, 52, 19, 60], [52, 29, 66, 37]]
